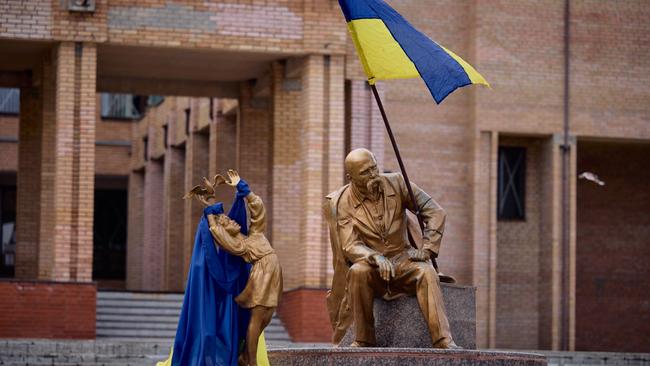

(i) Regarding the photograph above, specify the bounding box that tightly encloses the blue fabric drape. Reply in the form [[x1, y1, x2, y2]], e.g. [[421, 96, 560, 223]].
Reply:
[[171, 181, 251, 366]]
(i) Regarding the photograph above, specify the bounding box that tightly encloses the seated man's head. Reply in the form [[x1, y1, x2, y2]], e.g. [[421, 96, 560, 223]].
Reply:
[[215, 214, 242, 236], [345, 148, 382, 199]]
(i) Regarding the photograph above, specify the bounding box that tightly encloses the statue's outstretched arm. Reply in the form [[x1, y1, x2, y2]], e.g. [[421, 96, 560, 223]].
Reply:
[[245, 193, 266, 234], [399, 174, 446, 257]]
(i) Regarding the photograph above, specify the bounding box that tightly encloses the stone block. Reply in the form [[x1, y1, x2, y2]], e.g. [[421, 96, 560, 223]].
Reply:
[[269, 348, 547, 366], [340, 283, 476, 349]]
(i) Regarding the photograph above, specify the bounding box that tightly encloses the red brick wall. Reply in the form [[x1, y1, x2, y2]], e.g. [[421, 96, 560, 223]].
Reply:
[[0, 281, 96, 339], [576, 141, 650, 352], [277, 288, 332, 343], [496, 137, 543, 349]]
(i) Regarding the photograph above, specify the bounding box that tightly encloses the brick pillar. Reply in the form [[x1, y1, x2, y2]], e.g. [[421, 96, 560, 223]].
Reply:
[[273, 55, 345, 342], [164, 147, 185, 292], [239, 82, 272, 208], [212, 111, 237, 206], [126, 170, 145, 290], [538, 136, 562, 350], [16, 42, 96, 282], [470, 130, 497, 348], [270, 60, 303, 292], [15, 71, 45, 279], [324, 55, 346, 286], [142, 157, 165, 291], [183, 131, 209, 277]]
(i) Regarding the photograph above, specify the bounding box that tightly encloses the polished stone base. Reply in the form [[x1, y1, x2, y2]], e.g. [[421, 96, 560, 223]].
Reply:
[[268, 348, 547, 366], [340, 283, 476, 349]]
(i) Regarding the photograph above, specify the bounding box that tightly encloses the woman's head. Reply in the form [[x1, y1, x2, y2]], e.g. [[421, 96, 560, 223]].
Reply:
[[215, 214, 242, 236]]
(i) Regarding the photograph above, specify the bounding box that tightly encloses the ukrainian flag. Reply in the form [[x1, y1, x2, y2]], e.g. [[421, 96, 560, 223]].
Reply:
[[339, 0, 489, 103]]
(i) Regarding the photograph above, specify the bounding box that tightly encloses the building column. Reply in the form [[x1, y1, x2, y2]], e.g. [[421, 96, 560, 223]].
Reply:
[[272, 54, 345, 342], [163, 146, 185, 292], [470, 130, 498, 348], [126, 170, 144, 290], [239, 81, 272, 206], [15, 67, 45, 279], [183, 129, 209, 277], [211, 106, 238, 205], [15, 42, 96, 282], [142, 156, 165, 291]]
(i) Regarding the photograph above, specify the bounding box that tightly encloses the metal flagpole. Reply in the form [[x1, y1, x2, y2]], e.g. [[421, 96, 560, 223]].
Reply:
[[369, 83, 440, 271]]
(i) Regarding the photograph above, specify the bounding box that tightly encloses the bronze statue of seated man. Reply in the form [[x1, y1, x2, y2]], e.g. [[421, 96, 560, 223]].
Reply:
[[324, 148, 457, 348]]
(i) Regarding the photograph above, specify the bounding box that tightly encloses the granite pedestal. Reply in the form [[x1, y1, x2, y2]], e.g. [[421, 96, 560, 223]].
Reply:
[[268, 348, 547, 366], [340, 283, 476, 348]]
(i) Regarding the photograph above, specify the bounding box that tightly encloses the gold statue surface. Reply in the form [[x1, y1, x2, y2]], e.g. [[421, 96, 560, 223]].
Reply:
[[324, 148, 456, 348], [192, 170, 282, 366]]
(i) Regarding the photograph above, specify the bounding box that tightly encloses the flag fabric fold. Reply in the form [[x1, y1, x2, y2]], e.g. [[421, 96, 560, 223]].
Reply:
[[339, 0, 489, 103]]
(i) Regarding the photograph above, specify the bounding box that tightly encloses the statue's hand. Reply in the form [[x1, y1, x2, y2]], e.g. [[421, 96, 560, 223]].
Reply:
[[226, 169, 241, 187], [408, 248, 430, 262], [372, 254, 395, 281]]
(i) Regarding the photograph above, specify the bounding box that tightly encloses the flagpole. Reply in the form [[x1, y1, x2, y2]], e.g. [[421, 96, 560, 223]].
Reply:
[[369, 83, 440, 271]]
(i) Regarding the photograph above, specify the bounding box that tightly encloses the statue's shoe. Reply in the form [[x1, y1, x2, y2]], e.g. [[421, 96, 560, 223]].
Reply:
[[433, 339, 462, 349], [438, 272, 456, 283], [350, 341, 376, 347]]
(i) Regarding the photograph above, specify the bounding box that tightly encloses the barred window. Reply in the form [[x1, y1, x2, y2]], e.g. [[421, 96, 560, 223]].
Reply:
[[498, 146, 526, 220]]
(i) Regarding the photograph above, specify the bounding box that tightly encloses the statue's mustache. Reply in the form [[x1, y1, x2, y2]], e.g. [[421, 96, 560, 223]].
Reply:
[[366, 177, 382, 193]]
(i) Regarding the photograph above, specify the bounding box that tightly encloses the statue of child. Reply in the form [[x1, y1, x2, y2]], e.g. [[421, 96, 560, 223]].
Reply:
[[207, 170, 283, 366]]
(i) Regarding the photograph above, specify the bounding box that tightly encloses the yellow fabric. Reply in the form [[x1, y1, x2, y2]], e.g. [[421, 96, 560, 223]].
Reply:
[[348, 19, 419, 84], [257, 332, 270, 366], [154, 332, 269, 366], [439, 45, 491, 87], [155, 348, 173, 366]]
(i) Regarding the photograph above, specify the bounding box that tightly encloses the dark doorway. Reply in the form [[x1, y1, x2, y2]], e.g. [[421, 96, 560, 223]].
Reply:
[[93, 182, 128, 287], [576, 141, 650, 352]]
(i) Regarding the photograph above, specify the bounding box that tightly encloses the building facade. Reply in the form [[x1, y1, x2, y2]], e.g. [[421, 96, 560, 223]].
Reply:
[[0, 0, 648, 352]]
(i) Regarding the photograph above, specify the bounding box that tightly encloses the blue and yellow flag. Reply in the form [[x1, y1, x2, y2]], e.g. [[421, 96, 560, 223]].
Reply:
[[339, 0, 489, 103]]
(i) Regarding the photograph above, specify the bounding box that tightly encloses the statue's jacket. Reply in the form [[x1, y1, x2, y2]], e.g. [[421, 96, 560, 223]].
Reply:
[[323, 172, 446, 343]]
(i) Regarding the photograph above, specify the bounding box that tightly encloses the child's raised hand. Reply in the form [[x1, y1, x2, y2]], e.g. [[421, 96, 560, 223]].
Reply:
[[226, 169, 241, 187]]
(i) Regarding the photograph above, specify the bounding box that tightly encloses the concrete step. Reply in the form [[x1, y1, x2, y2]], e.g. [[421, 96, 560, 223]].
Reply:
[[97, 307, 181, 316], [97, 291, 184, 301], [97, 314, 179, 323], [95, 291, 293, 343], [97, 321, 179, 330], [96, 328, 178, 338], [97, 299, 183, 309]]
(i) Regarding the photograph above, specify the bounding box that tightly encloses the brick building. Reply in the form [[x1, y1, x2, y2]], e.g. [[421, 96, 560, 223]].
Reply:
[[0, 0, 648, 353]]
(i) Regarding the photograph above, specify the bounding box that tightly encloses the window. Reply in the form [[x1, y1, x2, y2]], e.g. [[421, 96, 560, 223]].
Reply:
[[184, 108, 191, 135], [100, 93, 144, 120], [147, 95, 165, 107], [163, 124, 169, 149], [0, 185, 16, 278], [498, 146, 526, 220], [0, 88, 19, 115]]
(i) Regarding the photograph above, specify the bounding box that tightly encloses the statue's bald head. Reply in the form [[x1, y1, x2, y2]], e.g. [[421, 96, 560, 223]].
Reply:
[[345, 149, 380, 194], [345, 148, 376, 176]]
